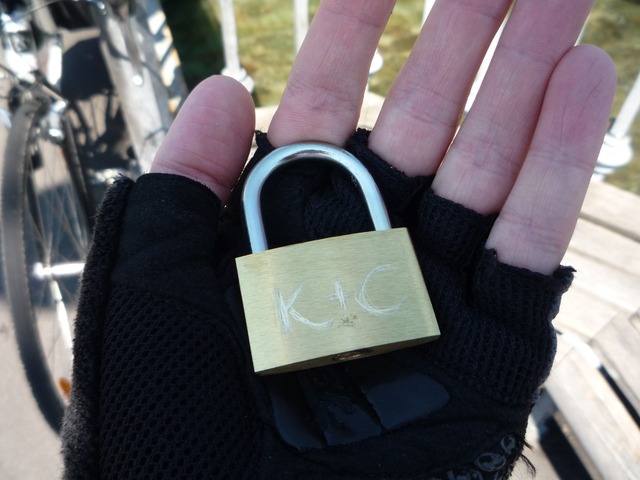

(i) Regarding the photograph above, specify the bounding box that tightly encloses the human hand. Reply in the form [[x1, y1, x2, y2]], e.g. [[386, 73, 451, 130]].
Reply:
[[64, 1, 616, 478], [152, 0, 615, 276]]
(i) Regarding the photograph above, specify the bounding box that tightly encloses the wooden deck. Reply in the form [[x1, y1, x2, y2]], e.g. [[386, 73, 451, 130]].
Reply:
[[548, 179, 640, 479], [258, 92, 640, 479]]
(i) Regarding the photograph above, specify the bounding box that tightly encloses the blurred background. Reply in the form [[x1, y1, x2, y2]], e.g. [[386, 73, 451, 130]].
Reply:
[[161, 0, 640, 193]]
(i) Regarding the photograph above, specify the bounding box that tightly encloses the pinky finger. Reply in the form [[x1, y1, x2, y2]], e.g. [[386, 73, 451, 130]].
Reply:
[[485, 45, 616, 275]]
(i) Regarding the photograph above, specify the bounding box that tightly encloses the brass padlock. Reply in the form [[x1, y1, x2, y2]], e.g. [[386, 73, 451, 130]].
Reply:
[[236, 143, 439, 374]]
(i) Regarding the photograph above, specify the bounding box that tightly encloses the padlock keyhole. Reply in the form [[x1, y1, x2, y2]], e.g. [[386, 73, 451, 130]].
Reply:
[[331, 348, 373, 363]]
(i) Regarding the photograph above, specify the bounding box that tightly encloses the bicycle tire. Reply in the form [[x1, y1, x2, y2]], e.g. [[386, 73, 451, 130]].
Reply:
[[1, 97, 92, 432]]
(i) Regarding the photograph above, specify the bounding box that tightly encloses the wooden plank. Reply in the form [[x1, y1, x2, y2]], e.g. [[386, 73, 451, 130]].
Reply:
[[555, 285, 621, 341], [591, 311, 640, 416], [568, 218, 640, 278], [359, 92, 385, 129], [546, 336, 640, 479], [558, 190, 640, 340], [562, 249, 640, 315], [580, 181, 640, 242], [256, 105, 277, 133], [553, 329, 577, 363]]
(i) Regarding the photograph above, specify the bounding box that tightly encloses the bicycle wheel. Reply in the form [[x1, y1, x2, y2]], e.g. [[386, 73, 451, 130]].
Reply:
[[1, 97, 92, 432]]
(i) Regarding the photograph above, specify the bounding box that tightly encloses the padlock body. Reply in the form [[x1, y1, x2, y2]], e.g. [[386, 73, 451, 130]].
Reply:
[[236, 228, 439, 374]]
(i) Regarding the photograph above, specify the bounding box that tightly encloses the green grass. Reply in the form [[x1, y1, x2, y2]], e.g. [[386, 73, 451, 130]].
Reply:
[[162, 0, 640, 194], [161, 0, 425, 103]]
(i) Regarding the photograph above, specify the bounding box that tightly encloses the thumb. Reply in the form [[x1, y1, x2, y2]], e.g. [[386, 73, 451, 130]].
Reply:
[[151, 75, 256, 204]]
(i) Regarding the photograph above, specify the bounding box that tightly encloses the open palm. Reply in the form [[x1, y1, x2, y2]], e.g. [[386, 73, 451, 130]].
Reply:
[[152, 0, 614, 277]]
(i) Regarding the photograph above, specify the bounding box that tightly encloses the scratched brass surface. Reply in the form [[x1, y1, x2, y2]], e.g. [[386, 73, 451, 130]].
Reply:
[[236, 228, 439, 374]]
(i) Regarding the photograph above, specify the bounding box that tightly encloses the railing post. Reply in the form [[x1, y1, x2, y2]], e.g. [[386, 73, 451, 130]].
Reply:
[[610, 71, 640, 140], [422, 0, 436, 24], [369, 49, 383, 81], [218, 0, 254, 92], [293, 0, 309, 52], [595, 70, 640, 180], [465, 18, 505, 113]]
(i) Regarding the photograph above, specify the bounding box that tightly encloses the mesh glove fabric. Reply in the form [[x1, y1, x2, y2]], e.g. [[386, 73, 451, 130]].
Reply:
[[61, 130, 573, 479]]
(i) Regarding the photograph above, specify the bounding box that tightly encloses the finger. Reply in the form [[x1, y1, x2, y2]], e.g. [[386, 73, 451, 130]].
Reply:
[[368, 0, 512, 176], [151, 75, 255, 204], [267, 0, 395, 147], [485, 46, 616, 274], [432, 0, 595, 214]]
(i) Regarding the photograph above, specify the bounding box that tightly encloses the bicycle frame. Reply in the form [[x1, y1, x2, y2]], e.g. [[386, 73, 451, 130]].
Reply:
[[92, 0, 175, 172], [0, 0, 180, 431], [1, 0, 175, 173]]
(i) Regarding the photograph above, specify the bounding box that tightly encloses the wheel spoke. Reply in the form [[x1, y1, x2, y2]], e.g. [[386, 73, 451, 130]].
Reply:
[[1, 100, 90, 430]]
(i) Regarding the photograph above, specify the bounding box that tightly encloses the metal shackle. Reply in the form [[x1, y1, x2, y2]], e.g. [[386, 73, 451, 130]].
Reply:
[[242, 142, 392, 253]]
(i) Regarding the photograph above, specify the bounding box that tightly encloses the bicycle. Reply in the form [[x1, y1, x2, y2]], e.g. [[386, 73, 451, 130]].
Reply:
[[0, 0, 183, 432]]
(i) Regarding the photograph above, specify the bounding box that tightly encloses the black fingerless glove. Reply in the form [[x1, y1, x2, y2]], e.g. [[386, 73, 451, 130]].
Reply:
[[61, 130, 573, 479]]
